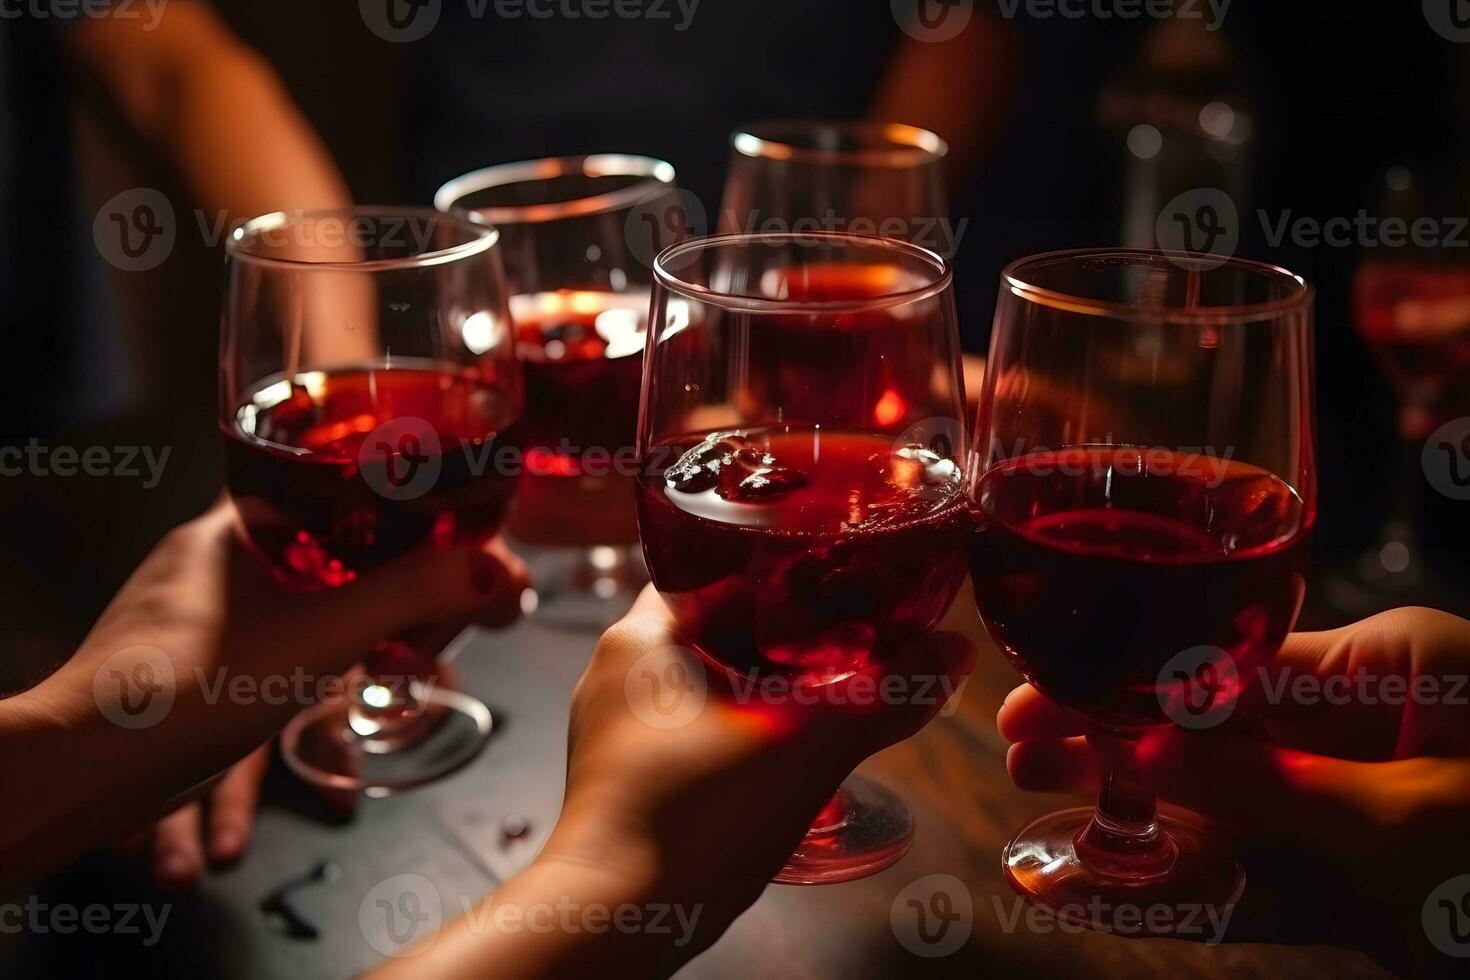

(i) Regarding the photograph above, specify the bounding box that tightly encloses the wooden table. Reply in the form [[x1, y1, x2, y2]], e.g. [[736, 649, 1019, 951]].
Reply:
[[7, 581, 1392, 979]]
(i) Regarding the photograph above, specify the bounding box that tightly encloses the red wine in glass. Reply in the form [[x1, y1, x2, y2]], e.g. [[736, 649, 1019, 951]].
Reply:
[[637, 426, 969, 682], [509, 290, 645, 548], [221, 206, 520, 795], [224, 362, 521, 590], [1321, 258, 1470, 621], [740, 263, 930, 426], [639, 231, 970, 885], [1354, 259, 1470, 435], [969, 248, 1315, 935], [969, 447, 1310, 728], [436, 155, 685, 620]]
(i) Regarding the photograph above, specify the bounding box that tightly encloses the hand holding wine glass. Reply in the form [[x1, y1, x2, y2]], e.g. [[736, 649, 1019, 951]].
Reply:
[[637, 231, 972, 883], [0, 502, 529, 880], [365, 586, 974, 980], [221, 207, 524, 795], [1001, 606, 1470, 979], [968, 249, 1316, 931]]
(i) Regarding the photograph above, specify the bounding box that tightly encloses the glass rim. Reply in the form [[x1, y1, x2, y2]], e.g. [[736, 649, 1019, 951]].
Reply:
[[433, 154, 677, 225], [225, 206, 499, 272], [653, 231, 953, 313], [1002, 248, 1314, 324], [731, 119, 948, 169]]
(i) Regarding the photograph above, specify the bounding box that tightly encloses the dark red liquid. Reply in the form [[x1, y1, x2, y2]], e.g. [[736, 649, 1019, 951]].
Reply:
[[968, 447, 1311, 728], [224, 362, 520, 589], [637, 427, 970, 681], [512, 289, 645, 471], [741, 263, 942, 428], [1354, 260, 1470, 432], [510, 290, 645, 546]]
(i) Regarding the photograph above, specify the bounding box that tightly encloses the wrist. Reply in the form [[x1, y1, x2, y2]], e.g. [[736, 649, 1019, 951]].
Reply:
[[479, 853, 709, 980], [537, 789, 754, 963], [539, 786, 664, 903]]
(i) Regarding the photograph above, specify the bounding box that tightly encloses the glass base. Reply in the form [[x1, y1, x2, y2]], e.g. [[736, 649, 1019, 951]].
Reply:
[[773, 776, 914, 885], [281, 682, 492, 797], [1003, 807, 1244, 937], [516, 541, 648, 632]]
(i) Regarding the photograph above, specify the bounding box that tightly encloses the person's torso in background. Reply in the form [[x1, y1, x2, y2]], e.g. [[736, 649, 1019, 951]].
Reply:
[[0, 14, 129, 441], [403, 1, 901, 209]]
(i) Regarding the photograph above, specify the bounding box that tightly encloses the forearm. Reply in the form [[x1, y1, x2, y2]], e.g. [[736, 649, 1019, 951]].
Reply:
[[0, 527, 352, 876], [0, 635, 309, 878], [366, 788, 751, 980], [67, 3, 350, 223], [869, 15, 1020, 181], [366, 855, 717, 980]]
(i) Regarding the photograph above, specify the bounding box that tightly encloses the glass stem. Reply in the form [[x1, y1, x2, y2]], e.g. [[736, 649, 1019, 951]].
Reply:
[[1074, 731, 1177, 880], [349, 638, 431, 744], [1384, 433, 1425, 545]]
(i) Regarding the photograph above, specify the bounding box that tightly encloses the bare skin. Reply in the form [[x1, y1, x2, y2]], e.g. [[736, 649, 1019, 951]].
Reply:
[[369, 588, 976, 980], [0, 504, 527, 884], [1001, 607, 1470, 979]]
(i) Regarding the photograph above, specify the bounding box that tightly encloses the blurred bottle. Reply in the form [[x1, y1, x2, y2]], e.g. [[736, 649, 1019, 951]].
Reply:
[[1100, 19, 1254, 254]]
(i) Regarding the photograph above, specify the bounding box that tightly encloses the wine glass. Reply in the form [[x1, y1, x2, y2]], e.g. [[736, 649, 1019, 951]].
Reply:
[[436, 155, 687, 629], [1324, 165, 1470, 618], [637, 231, 971, 884], [221, 207, 521, 796], [719, 120, 952, 255], [968, 249, 1315, 930]]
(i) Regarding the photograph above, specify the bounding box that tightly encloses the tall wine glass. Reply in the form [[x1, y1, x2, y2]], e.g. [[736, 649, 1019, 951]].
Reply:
[[436, 155, 686, 629], [637, 231, 971, 884], [969, 249, 1315, 930], [719, 120, 952, 255], [221, 207, 521, 795], [1325, 166, 1470, 617]]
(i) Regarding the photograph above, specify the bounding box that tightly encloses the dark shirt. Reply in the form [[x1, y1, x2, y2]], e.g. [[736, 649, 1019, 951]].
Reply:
[[0, 14, 127, 440], [404, 2, 902, 211]]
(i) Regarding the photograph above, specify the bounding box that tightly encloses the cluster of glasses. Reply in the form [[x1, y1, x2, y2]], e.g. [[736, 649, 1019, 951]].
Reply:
[[220, 120, 1315, 929]]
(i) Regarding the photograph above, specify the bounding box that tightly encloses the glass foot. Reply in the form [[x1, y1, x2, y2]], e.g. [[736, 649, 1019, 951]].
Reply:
[[1003, 807, 1244, 938], [281, 682, 492, 797], [773, 776, 914, 885]]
